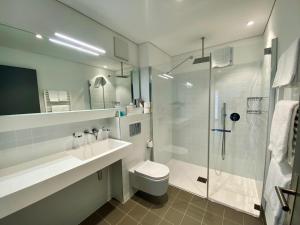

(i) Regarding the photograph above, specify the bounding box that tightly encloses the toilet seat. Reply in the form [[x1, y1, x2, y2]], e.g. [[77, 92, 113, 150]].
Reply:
[[134, 160, 169, 181]]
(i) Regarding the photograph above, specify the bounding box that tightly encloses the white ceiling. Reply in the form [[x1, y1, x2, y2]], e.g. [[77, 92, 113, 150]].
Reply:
[[58, 0, 275, 56]]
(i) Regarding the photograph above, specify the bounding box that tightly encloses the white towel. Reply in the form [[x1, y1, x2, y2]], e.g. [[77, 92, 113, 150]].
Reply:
[[272, 38, 300, 88], [268, 100, 299, 162], [58, 91, 68, 101], [51, 105, 70, 112], [48, 90, 59, 102], [264, 158, 292, 225]]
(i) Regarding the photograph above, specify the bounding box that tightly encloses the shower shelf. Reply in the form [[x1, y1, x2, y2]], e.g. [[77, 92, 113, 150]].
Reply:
[[246, 97, 268, 114]]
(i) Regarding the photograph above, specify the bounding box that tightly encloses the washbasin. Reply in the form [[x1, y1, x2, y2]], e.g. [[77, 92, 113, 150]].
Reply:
[[68, 138, 131, 161], [0, 138, 132, 219]]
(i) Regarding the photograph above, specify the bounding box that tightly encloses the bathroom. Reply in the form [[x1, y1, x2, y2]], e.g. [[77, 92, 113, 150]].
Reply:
[[0, 0, 300, 225]]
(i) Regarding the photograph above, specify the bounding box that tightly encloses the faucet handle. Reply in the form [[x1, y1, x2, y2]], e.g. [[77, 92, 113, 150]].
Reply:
[[73, 132, 83, 138], [101, 127, 110, 131], [92, 128, 99, 133], [83, 129, 91, 134]]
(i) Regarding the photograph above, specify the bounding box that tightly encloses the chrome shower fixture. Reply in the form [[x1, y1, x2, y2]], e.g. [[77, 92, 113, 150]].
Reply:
[[159, 55, 193, 79], [94, 76, 107, 88], [115, 62, 130, 78], [193, 37, 210, 64], [93, 76, 107, 108]]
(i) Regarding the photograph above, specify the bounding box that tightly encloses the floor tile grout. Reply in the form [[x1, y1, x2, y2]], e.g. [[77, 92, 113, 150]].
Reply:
[[81, 186, 263, 225]]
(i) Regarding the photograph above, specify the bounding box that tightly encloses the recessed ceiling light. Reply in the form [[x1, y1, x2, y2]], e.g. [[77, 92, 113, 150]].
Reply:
[[247, 21, 254, 27], [103, 65, 108, 69], [54, 32, 106, 54], [49, 38, 99, 56], [36, 34, 43, 39]]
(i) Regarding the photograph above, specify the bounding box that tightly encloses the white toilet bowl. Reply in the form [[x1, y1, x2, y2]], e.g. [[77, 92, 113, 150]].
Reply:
[[129, 160, 169, 196]]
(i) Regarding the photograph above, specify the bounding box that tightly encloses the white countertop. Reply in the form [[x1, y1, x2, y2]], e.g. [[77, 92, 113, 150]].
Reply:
[[0, 138, 132, 219]]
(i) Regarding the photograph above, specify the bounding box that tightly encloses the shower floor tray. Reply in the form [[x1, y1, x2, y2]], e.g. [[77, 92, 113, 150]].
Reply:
[[166, 159, 261, 217]]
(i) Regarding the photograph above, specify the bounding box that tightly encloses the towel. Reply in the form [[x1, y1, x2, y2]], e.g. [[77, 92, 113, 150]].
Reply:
[[264, 158, 292, 225], [58, 91, 68, 101], [51, 105, 70, 112], [268, 100, 299, 162], [48, 90, 59, 102], [272, 38, 300, 88]]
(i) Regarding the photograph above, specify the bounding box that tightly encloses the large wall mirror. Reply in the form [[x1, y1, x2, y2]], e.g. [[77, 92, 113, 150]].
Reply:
[[0, 23, 140, 116]]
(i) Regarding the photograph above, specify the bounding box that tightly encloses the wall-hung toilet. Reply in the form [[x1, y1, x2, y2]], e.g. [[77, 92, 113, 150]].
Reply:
[[129, 160, 169, 196]]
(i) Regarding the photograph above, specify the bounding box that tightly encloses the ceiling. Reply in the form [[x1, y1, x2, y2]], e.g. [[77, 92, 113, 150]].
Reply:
[[58, 0, 275, 56]]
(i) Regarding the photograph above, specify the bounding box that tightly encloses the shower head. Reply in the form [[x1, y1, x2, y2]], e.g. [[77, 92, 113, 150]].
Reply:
[[193, 37, 210, 64], [94, 76, 107, 88], [115, 61, 130, 78], [193, 56, 210, 64], [115, 75, 130, 78]]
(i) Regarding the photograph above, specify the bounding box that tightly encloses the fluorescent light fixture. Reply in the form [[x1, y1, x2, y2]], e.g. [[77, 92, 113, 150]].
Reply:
[[49, 38, 99, 56], [36, 34, 43, 39], [158, 74, 169, 80], [55, 32, 106, 54], [247, 21, 254, 26], [163, 73, 174, 79]]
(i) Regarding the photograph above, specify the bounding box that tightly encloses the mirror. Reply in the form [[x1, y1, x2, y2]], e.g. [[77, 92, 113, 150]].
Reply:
[[0, 24, 140, 116]]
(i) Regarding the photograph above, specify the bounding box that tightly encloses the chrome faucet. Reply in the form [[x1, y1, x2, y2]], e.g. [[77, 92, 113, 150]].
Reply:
[[84, 128, 99, 140]]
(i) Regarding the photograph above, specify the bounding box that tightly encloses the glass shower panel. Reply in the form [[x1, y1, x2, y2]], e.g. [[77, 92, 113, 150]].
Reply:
[[152, 62, 210, 197], [209, 59, 270, 216]]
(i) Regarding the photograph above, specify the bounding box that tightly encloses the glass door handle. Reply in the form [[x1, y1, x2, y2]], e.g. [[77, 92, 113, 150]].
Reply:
[[275, 186, 299, 211]]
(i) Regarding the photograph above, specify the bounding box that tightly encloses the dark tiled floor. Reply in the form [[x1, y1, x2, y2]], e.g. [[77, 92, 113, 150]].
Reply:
[[80, 186, 265, 225]]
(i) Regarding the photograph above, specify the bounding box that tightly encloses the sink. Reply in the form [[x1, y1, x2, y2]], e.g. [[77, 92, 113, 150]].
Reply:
[[0, 138, 132, 219], [68, 139, 131, 161]]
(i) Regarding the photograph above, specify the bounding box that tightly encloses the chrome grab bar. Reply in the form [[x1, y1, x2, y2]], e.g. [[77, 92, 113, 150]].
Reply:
[[275, 186, 299, 212]]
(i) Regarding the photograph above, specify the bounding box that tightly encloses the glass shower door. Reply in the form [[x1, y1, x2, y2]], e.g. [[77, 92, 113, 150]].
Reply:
[[208, 59, 269, 216], [152, 61, 210, 197]]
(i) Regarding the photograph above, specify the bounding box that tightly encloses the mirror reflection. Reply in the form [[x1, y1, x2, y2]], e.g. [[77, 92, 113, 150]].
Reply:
[[0, 24, 140, 116]]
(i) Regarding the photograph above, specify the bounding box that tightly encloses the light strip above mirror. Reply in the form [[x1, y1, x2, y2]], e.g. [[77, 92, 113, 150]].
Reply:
[[49, 38, 100, 56], [158, 74, 169, 80], [55, 32, 106, 54], [162, 73, 174, 79]]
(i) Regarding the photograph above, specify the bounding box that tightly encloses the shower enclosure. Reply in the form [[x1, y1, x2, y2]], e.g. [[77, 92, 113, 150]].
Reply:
[[151, 39, 271, 216]]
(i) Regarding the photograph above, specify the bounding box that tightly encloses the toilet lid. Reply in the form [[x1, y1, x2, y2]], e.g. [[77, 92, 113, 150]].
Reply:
[[135, 160, 169, 180]]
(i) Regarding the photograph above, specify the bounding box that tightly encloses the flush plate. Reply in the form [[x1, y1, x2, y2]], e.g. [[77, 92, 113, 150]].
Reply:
[[129, 122, 141, 136]]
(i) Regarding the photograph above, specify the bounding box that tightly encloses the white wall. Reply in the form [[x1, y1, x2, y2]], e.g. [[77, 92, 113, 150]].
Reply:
[[117, 114, 151, 200], [138, 42, 172, 102], [0, 0, 138, 66], [138, 42, 171, 70]]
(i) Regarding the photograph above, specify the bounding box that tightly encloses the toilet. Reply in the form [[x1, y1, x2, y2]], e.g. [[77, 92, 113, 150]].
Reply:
[[129, 160, 169, 196]]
